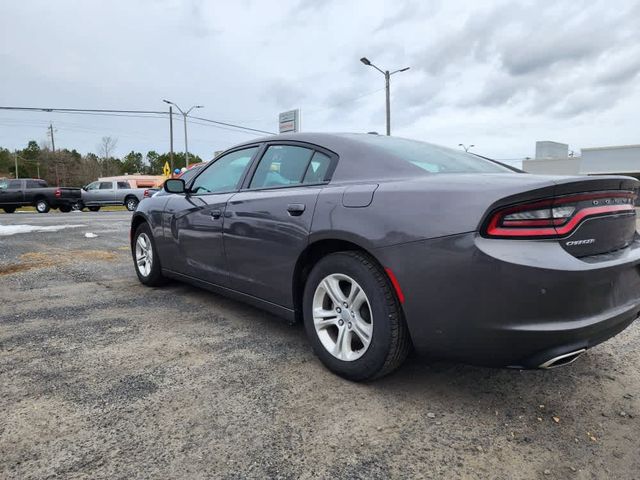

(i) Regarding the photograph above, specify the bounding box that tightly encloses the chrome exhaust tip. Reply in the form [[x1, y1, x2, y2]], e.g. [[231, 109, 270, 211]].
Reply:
[[539, 348, 586, 369]]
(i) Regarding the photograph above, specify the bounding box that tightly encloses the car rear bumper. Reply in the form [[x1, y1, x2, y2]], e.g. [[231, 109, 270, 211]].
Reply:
[[374, 233, 640, 368]]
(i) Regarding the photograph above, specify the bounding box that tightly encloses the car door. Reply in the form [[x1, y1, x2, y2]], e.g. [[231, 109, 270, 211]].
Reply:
[[0, 180, 24, 205], [97, 181, 117, 204], [161, 146, 260, 285], [224, 143, 336, 308], [82, 181, 102, 204]]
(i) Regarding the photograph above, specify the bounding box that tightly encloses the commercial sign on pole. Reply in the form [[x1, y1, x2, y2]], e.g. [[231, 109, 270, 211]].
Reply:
[[279, 109, 300, 133]]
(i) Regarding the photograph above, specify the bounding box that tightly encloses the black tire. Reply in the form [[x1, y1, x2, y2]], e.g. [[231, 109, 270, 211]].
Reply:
[[132, 222, 166, 286], [72, 202, 84, 211], [35, 199, 50, 213], [2, 207, 16, 214], [88, 206, 100, 212], [59, 205, 72, 213], [125, 196, 139, 211], [303, 251, 411, 381]]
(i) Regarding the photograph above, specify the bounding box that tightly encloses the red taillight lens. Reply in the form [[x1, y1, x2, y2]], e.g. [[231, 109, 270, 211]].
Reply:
[[143, 189, 150, 198], [55, 188, 61, 198], [484, 191, 636, 239]]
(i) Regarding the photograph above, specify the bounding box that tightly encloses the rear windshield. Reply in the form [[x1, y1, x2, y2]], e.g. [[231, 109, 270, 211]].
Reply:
[[348, 134, 512, 174]]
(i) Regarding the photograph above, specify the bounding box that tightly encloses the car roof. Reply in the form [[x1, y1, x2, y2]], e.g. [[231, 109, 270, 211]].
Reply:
[[228, 132, 427, 182]]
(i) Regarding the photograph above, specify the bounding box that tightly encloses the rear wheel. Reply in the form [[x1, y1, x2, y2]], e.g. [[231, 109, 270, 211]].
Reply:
[[35, 199, 50, 213], [59, 205, 72, 213], [2, 207, 16, 214], [88, 206, 100, 212], [125, 196, 139, 211], [132, 222, 166, 286], [303, 251, 411, 381]]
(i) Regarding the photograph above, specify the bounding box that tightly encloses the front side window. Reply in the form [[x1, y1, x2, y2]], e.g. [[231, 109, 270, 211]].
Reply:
[[85, 182, 99, 191], [191, 147, 257, 195], [7, 180, 22, 189], [249, 145, 316, 189]]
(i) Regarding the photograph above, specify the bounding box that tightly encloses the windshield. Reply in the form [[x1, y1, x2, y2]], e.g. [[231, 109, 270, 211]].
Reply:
[[348, 134, 512, 174], [180, 164, 205, 184]]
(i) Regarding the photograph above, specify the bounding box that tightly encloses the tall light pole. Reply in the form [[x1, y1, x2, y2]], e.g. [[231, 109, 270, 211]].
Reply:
[[162, 99, 203, 168], [458, 144, 475, 152], [360, 57, 410, 136]]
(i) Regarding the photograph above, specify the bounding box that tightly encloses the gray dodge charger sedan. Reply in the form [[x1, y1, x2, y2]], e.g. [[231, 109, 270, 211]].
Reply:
[[130, 133, 640, 380]]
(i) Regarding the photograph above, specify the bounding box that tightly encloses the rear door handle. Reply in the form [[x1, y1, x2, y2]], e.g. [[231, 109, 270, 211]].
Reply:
[[287, 203, 306, 216], [210, 209, 222, 219]]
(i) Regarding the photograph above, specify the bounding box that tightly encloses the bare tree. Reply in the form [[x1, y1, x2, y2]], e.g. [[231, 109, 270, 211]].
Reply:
[[99, 136, 118, 160]]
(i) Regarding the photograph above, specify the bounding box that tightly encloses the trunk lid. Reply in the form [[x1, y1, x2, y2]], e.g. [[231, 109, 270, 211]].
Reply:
[[483, 175, 639, 257]]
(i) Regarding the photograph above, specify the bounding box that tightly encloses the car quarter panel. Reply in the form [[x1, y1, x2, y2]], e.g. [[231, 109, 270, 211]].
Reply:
[[311, 174, 567, 249]]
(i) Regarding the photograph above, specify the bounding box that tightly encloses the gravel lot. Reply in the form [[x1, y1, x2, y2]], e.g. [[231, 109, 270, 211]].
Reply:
[[1, 211, 639, 479]]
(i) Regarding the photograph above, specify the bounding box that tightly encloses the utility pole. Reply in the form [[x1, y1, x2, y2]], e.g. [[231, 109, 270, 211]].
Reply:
[[360, 57, 410, 136], [49, 123, 56, 151], [48, 123, 59, 185], [14, 153, 19, 179], [169, 105, 174, 172]]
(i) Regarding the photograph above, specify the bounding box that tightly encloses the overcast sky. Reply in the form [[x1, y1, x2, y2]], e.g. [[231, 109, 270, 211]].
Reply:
[[1, 0, 639, 162]]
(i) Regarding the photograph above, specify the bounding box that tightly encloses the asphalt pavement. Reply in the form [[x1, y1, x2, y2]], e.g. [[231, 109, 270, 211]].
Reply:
[[0, 210, 639, 479]]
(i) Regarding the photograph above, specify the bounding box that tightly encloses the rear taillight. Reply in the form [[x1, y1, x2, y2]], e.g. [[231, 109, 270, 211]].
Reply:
[[483, 191, 636, 239], [143, 189, 150, 198], [55, 188, 62, 198]]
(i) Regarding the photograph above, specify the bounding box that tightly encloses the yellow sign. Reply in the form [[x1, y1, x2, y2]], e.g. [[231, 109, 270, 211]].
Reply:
[[163, 161, 171, 178]]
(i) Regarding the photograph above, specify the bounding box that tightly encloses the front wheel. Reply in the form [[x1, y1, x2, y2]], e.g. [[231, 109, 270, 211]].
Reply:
[[132, 223, 166, 286], [125, 197, 139, 211], [303, 251, 411, 381], [59, 205, 72, 213], [35, 199, 50, 213], [88, 206, 100, 212]]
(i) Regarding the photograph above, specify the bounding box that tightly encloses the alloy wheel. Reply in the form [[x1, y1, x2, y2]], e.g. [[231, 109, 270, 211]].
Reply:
[[135, 233, 153, 277], [312, 273, 373, 361]]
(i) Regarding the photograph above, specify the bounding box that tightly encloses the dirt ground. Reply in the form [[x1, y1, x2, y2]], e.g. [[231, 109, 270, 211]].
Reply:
[[1, 211, 639, 479]]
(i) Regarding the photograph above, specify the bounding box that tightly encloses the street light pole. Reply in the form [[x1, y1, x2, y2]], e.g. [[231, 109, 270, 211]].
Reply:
[[162, 100, 203, 169], [458, 144, 475, 152], [360, 57, 410, 136]]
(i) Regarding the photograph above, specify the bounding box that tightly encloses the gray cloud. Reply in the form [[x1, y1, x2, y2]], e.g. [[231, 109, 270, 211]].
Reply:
[[0, 0, 639, 160]]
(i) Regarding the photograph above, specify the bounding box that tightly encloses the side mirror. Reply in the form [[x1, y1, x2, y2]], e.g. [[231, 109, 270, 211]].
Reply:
[[164, 179, 186, 194]]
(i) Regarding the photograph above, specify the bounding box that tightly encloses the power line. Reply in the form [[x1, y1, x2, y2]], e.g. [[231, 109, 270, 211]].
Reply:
[[0, 106, 276, 136]]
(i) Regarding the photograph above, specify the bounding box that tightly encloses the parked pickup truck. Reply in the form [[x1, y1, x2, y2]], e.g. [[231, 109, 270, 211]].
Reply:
[[79, 180, 147, 211], [0, 178, 81, 213]]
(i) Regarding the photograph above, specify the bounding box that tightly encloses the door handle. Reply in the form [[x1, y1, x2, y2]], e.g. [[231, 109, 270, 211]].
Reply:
[[210, 209, 222, 219], [287, 203, 306, 216]]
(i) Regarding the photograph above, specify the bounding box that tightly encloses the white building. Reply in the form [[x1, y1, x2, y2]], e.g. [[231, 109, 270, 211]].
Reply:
[[522, 141, 640, 180]]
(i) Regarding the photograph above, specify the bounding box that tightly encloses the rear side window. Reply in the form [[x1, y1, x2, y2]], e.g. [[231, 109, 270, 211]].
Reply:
[[302, 151, 332, 184], [250, 145, 316, 189], [99, 182, 113, 190], [117, 182, 130, 189], [26, 180, 44, 188]]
